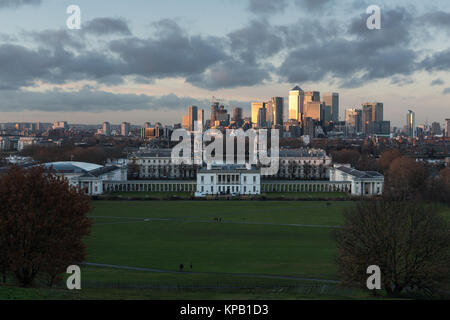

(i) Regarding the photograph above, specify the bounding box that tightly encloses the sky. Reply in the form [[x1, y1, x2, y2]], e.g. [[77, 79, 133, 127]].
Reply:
[[0, 0, 449, 127]]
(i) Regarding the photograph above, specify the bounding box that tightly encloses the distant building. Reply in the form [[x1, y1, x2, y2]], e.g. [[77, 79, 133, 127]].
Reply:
[[289, 86, 304, 121], [302, 117, 316, 138], [121, 122, 130, 136], [329, 165, 384, 196], [251, 102, 266, 126], [431, 122, 441, 135], [195, 164, 261, 197], [129, 149, 197, 179], [275, 148, 332, 180], [323, 93, 339, 123], [345, 108, 362, 134], [304, 101, 323, 122], [188, 106, 198, 132], [373, 121, 391, 135], [197, 109, 205, 131], [446, 119, 450, 137], [406, 110, 416, 138], [141, 127, 157, 139], [232, 107, 243, 127], [102, 122, 111, 136], [42, 162, 125, 195], [182, 115, 189, 130], [271, 97, 284, 127], [0, 136, 12, 150], [215, 105, 230, 127], [362, 102, 383, 135], [18, 137, 40, 151], [257, 107, 267, 128], [53, 121, 68, 130], [210, 102, 219, 124]]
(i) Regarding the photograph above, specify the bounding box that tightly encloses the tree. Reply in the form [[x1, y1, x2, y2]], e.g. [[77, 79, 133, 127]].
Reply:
[[336, 200, 450, 297], [0, 166, 91, 287], [426, 167, 450, 205], [384, 157, 428, 200], [377, 149, 402, 173], [331, 149, 361, 168], [127, 158, 141, 180]]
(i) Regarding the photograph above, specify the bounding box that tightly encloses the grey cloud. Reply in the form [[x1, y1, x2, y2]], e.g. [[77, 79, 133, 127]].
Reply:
[[443, 88, 450, 95], [295, 0, 333, 11], [0, 88, 219, 112], [186, 59, 271, 90], [0, 0, 40, 8], [0, 44, 54, 89], [422, 48, 450, 72], [84, 18, 131, 36], [0, 19, 230, 89], [278, 7, 419, 88], [421, 11, 450, 30], [0, 5, 446, 93], [391, 76, 414, 87], [248, 0, 287, 15], [0, 43, 127, 89], [228, 20, 283, 63], [109, 19, 226, 79], [25, 29, 85, 50], [431, 78, 444, 86], [348, 7, 413, 49]]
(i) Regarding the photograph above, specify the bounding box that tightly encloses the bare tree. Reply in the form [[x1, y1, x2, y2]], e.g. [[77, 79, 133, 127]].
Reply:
[[336, 200, 450, 297]]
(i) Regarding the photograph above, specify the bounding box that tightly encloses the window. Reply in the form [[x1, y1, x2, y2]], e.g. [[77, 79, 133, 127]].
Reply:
[[253, 176, 256, 183], [201, 176, 204, 183], [211, 176, 214, 183], [244, 176, 247, 183]]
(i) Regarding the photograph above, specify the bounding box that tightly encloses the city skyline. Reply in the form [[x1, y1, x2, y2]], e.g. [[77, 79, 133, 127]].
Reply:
[[0, 0, 449, 127]]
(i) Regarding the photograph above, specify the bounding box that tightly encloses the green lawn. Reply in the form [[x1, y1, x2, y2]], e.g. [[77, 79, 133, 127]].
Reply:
[[0, 284, 372, 300], [2, 200, 448, 300], [90, 201, 349, 225], [82, 201, 347, 291]]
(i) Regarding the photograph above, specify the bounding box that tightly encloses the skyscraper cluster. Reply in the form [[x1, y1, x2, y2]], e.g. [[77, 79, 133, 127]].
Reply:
[[182, 106, 205, 131], [345, 102, 389, 136], [251, 97, 284, 129], [288, 87, 339, 125]]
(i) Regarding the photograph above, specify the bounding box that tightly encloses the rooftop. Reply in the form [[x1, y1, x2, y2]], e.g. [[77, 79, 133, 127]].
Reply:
[[336, 166, 384, 179], [43, 162, 102, 174]]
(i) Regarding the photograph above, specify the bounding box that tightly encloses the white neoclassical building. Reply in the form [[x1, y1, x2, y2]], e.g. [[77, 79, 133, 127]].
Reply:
[[195, 164, 261, 197], [329, 165, 384, 196], [43, 162, 126, 195]]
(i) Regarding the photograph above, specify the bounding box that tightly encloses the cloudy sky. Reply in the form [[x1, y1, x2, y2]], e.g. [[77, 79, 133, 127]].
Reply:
[[0, 0, 449, 127]]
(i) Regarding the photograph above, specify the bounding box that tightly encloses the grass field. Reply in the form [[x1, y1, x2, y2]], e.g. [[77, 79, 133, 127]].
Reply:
[[1, 200, 449, 300], [86, 201, 346, 280]]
